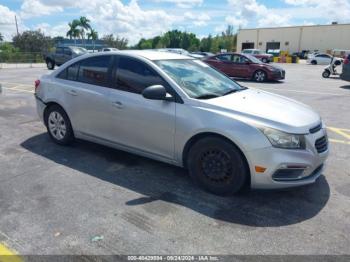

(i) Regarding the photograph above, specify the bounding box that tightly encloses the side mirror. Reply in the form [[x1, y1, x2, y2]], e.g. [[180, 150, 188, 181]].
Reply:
[[142, 85, 174, 101]]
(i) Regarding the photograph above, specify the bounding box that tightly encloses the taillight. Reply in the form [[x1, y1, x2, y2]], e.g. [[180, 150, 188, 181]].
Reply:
[[34, 79, 40, 93]]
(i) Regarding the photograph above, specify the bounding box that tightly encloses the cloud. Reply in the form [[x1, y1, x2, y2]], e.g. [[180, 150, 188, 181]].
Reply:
[[34, 22, 69, 38], [226, 0, 291, 28], [20, 0, 64, 19], [184, 12, 211, 27], [0, 5, 27, 40], [152, 0, 203, 8]]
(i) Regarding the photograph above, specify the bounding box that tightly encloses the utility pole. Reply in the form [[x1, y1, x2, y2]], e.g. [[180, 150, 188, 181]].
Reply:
[[15, 15, 19, 36]]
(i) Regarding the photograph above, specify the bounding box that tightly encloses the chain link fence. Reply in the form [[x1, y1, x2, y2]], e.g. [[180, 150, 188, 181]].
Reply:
[[0, 52, 46, 69]]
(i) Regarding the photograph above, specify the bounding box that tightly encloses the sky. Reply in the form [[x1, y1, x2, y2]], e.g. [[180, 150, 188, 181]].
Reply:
[[0, 0, 350, 45]]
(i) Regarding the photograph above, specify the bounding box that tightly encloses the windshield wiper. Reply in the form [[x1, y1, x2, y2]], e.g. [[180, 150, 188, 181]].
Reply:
[[223, 87, 247, 96], [195, 94, 220, 100]]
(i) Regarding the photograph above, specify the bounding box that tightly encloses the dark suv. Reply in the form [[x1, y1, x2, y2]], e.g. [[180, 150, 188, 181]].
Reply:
[[340, 54, 350, 82], [43, 46, 87, 70]]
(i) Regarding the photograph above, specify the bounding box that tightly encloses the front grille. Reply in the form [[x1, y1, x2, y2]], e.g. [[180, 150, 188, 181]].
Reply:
[[310, 123, 322, 134], [315, 136, 328, 153]]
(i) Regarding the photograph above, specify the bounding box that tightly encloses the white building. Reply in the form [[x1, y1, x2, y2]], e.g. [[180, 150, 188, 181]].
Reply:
[[237, 23, 350, 54]]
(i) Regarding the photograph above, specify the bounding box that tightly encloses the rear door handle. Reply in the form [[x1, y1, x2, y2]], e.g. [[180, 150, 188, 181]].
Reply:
[[67, 90, 78, 96], [112, 101, 124, 109]]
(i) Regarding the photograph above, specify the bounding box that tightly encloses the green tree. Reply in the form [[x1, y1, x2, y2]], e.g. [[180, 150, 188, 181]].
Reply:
[[0, 32, 3, 42], [101, 34, 128, 50], [78, 16, 91, 41], [87, 29, 98, 51], [12, 30, 52, 52], [66, 20, 80, 45]]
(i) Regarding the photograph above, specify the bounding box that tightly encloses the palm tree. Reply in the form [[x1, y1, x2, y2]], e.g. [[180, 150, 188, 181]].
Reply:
[[79, 16, 91, 47], [87, 29, 98, 51], [66, 20, 80, 45]]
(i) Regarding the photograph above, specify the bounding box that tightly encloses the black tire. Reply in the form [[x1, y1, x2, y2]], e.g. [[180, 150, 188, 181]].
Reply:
[[322, 70, 330, 78], [261, 58, 268, 63], [253, 70, 267, 82], [311, 60, 317, 65], [187, 137, 249, 196], [44, 105, 74, 145], [46, 59, 55, 70]]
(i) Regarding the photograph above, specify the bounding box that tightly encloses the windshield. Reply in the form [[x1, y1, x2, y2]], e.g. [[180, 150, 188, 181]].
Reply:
[[243, 50, 252, 54], [245, 54, 263, 64], [71, 47, 88, 54], [154, 59, 244, 99]]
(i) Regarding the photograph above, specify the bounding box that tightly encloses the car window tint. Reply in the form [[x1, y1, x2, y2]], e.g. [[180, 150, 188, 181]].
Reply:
[[67, 62, 80, 81], [57, 62, 79, 81], [56, 47, 63, 54], [115, 57, 166, 94], [217, 54, 232, 61], [77, 56, 111, 86], [64, 48, 72, 55], [232, 55, 248, 63]]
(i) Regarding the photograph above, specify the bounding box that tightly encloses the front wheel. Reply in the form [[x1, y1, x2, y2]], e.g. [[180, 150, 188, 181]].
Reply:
[[261, 58, 268, 63], [322, 70, 330, 78], [253, 70, 267, 82], [187, 137, 248, 196], [44, 105, 74, 145], [311, 60, 317, 65]]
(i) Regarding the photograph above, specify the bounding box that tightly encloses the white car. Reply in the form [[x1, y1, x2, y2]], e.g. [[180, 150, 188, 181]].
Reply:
[[34, 50, 328, 195], [307, 53, 334, 65]]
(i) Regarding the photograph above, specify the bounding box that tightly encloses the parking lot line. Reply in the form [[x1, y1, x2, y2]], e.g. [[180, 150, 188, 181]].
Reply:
[[1, 87, 34, 94], [329, 138, 350, 145], [0, 243, 22, 262], [328, 127, 350, 140]]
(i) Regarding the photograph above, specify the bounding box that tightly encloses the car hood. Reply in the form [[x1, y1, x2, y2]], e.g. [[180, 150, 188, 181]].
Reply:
[[198, 89, 320, 133]]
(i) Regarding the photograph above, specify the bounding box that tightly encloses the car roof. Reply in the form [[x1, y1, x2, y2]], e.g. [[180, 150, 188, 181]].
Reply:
[[83, 50, 193, 61]]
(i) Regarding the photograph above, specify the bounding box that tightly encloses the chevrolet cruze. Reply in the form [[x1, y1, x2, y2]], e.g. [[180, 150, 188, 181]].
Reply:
[[34, 50, 328, 195]]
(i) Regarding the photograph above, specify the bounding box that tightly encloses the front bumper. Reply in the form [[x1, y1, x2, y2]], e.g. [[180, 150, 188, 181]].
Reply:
[[270, 70, 285, 80], [246, 128, 328, 189]]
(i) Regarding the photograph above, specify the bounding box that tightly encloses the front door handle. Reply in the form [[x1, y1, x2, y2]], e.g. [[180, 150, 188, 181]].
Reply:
[[112, 101, 124, 109], [67, 90, 78, 96]]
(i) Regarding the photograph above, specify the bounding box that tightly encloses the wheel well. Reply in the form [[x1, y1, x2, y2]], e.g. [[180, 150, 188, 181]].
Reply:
[[182, 132, 251, 188]]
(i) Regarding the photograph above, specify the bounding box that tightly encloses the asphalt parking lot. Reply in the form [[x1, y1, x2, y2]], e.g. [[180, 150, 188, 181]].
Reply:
[[0, 63, 350, 256]]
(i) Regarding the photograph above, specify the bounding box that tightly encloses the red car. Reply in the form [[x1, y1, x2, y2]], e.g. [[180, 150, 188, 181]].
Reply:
[[203, 53, 285, 82]]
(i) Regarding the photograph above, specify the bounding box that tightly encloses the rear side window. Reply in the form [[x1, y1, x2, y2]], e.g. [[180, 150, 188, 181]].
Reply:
[[56, 47, 63, 54], [114, 57, 167, 94], [216, 54, 232, 61], [77, 56, 111, 87], [57, 62, 80, 81]]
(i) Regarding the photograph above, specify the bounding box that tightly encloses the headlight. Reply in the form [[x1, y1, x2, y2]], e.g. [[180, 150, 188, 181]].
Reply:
[[260, 127, 306, 149]]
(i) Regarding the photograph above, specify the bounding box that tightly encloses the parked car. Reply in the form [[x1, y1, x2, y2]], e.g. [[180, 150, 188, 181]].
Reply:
[[340, 54, 350, 81], [203, 53, 285, 82], [191, 52, 215, 57], [35, 50, 328, 195], [101, 47, 119, 52], [242, 49, 273, 63], [307, 53, 334, 65], [43, 46, 88, 70]]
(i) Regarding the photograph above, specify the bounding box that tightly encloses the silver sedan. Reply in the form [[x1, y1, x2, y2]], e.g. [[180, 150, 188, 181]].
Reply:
[[34, 50, 328, 195]]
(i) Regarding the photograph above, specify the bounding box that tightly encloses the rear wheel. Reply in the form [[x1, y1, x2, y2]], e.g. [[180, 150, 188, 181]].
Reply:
[[311, 60, 317, 65], [253, 70, 267, 82], [187, 137, 248, 196], [44, 105, 74, 145], [46, 59, 55, 70], [322, 70, 330, 78]]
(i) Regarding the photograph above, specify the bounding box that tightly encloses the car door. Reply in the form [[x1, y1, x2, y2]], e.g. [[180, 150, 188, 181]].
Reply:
[[56, 55, 113, 138], [107, 56, 176, 160], [317, 54, 331, 65], [55, 47, 64, 65], [231, 54, 251, 78], [63, 48, 73, 64]]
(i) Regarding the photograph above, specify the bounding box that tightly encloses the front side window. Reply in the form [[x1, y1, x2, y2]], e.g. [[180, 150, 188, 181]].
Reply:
[[154, 59, 243, 99], [115, 57, 167, 94], [232, 55, 249, 63], [77, 56, 111, 86]]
